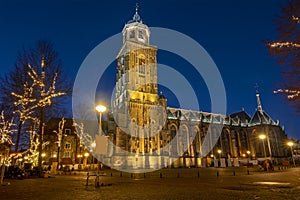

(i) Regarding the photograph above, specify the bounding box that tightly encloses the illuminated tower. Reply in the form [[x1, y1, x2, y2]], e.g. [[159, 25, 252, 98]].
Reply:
[[114, 5, 160, 158]]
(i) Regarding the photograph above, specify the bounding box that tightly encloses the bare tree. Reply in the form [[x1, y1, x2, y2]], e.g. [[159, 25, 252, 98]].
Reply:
[[53, 118, 66, 169], [266, 0, 300, 111], [0, 111, 15, 185], [0, 40, 71, 154]]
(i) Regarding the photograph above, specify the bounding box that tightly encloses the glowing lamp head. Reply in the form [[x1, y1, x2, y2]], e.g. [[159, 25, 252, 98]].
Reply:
[[84, 153, 89, 157], [217, 150, 222, 154], [95, 105, 107, 113], [259, 134, 266, 140], [287, 142, 294, 147]]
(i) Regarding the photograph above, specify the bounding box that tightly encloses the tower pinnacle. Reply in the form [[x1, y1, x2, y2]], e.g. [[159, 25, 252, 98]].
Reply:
[[132, 2, 141, 22], [255, 84, 263, 113]]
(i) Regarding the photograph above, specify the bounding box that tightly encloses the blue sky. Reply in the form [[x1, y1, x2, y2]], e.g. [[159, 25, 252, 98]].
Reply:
[[0, 0, 299, 139]]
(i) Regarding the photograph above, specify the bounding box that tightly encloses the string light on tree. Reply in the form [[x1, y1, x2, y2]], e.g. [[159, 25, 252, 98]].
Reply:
[[274, 89, 300, 99], [266, 1, 300, 111], [0, 111, 15, 185]]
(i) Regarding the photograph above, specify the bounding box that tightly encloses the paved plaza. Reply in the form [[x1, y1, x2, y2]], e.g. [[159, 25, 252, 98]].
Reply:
[[1, 167, 300, 200]]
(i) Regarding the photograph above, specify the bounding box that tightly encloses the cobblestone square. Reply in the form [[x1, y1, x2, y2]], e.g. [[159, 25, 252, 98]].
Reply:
[[1, 167, 300, 200]]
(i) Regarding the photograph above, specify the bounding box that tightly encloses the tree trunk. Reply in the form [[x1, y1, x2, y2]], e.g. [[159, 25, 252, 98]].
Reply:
[[14, 121, 23, 152], [57, 146, 60, 170], [38, 107, 44, 174], [0, 164, 5, 185]]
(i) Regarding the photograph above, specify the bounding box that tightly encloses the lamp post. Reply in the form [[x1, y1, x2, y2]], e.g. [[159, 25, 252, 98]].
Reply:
[[259, 134, 267, 160], [77, 154, 83, 169], [217, 149, 222, 159], [91, 142, 96, 165], [84, 152, 89, 169], [95, 105, 107, 174], [287, 142, 296, 167], [246, 150, 251, 164], [217, 149, 222, 167]]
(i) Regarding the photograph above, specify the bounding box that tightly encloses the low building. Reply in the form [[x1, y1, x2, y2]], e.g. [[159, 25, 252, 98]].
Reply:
[[43, 118, 95, 170]]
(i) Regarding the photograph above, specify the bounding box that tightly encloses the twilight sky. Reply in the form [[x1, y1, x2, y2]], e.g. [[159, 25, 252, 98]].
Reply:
[[0, 0, 299, 139]]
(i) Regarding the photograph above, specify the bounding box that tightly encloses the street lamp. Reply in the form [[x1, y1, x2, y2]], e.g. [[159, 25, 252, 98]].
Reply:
[[246, 150, 251, 165], [95, 104, 107, 174], [287, 142, 296, 167], [95, 105, 107, 134], [95, 104, 106, 136], [246, 150, 251, 155], [259, 134, 267, 160], [217, 149, 222, 159]]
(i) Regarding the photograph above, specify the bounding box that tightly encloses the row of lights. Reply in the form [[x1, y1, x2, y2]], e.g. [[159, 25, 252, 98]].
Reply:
[[40, 152, 90, 158], [210, 149, 251, 158]]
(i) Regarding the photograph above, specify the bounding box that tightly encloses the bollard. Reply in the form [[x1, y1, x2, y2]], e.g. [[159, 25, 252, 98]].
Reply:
[[197, 171, 200, 178], [247, 170, 250, 175], [95, 175, 100, 188], [86, 174, 90, 186], [278, 166, 281, 171], [233, 170, 236, 176], [131, 173, 133, 178], [217, 171, 219, 177], [111, 172, 113, 177], [160, 172, 162, 178], [144, 173, 146, 178], [120, 172, 122, 177]]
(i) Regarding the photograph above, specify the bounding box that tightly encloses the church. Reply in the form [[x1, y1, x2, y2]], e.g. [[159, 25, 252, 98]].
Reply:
[[105, 7, 288, 169]]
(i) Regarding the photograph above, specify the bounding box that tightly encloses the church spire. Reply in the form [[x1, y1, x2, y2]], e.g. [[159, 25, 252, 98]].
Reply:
[[255, 84, 263, 113], [132, 3, 141, 22]]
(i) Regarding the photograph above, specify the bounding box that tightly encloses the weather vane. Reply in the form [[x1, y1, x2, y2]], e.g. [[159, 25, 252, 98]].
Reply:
[[135, 2, 139, 13]]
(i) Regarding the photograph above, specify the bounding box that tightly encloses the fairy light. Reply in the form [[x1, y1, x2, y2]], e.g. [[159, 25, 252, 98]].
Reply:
[[292, 15, 300, 23], [274, 89, 300, 99], [269, 16, 300, 49], [0, 111, 15, 145], [269, 42, 300, 48]]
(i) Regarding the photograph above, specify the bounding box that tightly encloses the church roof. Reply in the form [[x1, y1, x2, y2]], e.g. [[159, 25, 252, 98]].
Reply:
[[249, 110, 276, 126], [230, 110, 251, 124], [166, 106, 279, 127]]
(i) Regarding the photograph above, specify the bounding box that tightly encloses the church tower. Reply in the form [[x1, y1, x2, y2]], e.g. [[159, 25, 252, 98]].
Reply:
[[114, 5, 161, 157]]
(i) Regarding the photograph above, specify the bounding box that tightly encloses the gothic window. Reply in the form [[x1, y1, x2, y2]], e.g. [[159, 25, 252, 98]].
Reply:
[[138, 30, 144, 39], [139, 65, 145, 74], [129, 30, 135, 38], [170, 125, 177, 156], [139, 58, 145, 66], [139, 58, 145, 74]]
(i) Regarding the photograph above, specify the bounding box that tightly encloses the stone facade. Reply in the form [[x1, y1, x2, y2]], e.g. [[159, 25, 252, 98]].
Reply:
[[43, 8, 289, 170], [106, 8, 289, 169]]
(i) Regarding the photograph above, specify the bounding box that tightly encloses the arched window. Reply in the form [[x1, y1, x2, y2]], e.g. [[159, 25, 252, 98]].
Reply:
[[169, 125, 178, 156]]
